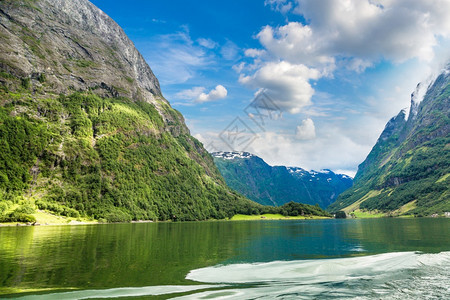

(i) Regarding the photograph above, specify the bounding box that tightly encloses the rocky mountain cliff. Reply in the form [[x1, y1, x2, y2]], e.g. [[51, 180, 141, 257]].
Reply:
[[329, 64, 450, 216], [213, 152, 353, 208], [1, 0, 159, 100], [0, 0, 260, 222]]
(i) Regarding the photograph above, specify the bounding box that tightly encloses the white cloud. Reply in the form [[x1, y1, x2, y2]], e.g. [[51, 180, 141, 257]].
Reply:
[[150, 18, 166, 24], [265, 0, 293, 14], [256, 22, 335, 67], [197, 85, 228, 103], [295, 118, 316, 140], [239, 61, 320, 113], [345, 58, 373, 73], [221, 40, 240, 60], [175, 86, 206, 100], [335, 169, 357, 178], [175, 85, 228, 103], [244, 48, 266, 58], [232, 62, 246, 73], [197, 38, 217, 49], [242, 0, 450, 114], [289, 0, 450, 63]]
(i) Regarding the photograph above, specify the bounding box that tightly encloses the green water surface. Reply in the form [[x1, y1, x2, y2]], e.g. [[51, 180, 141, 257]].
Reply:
[[0, 218, 449, 297]]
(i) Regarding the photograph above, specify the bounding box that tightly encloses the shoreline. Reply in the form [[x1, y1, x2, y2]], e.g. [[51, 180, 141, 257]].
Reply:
[[1, 213, 448, 227], [0, 212, 330, 227]]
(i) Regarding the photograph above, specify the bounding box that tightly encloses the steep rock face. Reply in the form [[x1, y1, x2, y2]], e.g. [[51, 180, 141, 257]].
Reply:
[[213, 152, 353, 208], [0, 0, 171, 116], [0, 0, 259, 222], [329, 64, 450, 215]]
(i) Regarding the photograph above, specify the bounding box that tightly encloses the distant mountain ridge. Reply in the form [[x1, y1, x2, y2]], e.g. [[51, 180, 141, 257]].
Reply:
[[329, 64, 450, 216], [212, 152, 353, 208]]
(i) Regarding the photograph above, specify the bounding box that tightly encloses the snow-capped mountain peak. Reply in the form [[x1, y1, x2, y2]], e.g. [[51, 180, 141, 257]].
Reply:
[[213, 153, 354, 181], [211, 151, 254, 159], [286, 167, 307, 174], [213, 154, 354, 208]]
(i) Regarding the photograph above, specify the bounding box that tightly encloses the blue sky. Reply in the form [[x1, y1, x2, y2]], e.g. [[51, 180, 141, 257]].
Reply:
[[90, 0, 450, 176]]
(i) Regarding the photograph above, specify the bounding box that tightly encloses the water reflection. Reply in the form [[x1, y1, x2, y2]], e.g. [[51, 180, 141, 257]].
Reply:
[[0, 218, 449, 296]]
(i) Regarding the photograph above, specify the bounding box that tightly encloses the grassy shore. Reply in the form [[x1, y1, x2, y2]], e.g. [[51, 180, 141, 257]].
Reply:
[[230, 214, 331, 221], [1, 211, 332, 226], [3, 209, 440, 226], [0, 210, 99, 226], [349, 210, 386, 218]]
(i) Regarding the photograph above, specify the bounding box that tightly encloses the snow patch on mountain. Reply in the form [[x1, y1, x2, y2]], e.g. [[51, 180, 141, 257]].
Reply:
[[211, 151, 254, 160]]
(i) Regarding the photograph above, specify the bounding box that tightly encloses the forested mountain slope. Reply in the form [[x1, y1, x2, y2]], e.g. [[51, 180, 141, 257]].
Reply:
[[0, 0, 261, 222]]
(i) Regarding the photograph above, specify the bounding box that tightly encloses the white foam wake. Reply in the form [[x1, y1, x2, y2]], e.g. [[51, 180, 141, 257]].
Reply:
[[180, 251, 450, 299], [186, 251, 450, 284]]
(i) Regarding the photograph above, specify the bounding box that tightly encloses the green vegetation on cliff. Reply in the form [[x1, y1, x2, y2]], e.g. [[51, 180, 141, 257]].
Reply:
[[0, 87, 262, 222]]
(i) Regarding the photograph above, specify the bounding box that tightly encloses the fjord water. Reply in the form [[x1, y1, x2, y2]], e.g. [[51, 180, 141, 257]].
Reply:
[[1, 218, 449, 299]]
